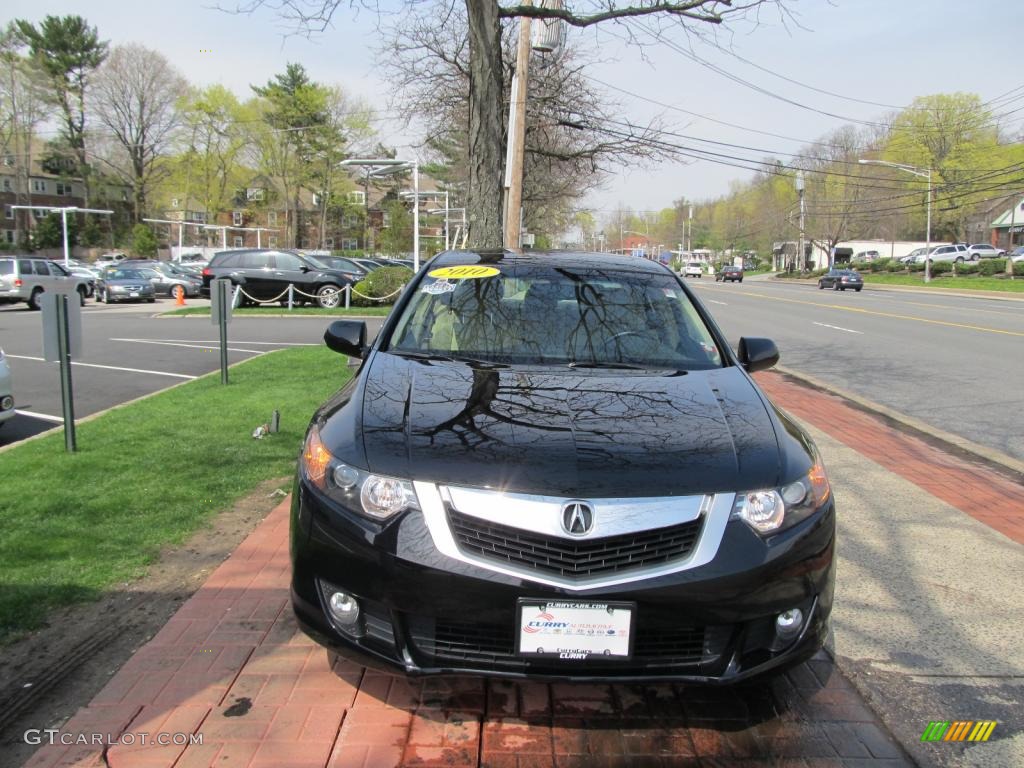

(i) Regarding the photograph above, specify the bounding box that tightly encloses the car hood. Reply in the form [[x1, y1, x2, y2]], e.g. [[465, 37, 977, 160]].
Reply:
[[341, 352, 784, 497]]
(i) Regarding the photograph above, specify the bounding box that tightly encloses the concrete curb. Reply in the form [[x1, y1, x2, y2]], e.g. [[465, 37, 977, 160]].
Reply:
[[775, 363, 1024, 479]]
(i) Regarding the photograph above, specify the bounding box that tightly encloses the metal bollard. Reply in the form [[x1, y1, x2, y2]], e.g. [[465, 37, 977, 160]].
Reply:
[[232, 285, 242, 308], [287, 283, 294, 310], [344, 284, 350, 309]]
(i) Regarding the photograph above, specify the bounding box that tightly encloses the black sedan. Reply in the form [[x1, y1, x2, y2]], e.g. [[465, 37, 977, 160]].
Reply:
[[291, 250, 835, 684], [818, 269, 863, 291], [716, 265, 744, 282], [95, 268, 156, 304]]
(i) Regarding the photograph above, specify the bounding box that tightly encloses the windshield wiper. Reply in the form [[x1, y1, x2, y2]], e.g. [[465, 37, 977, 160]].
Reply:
[[390, 350, 508, 368], [567, 361, 650, 370]]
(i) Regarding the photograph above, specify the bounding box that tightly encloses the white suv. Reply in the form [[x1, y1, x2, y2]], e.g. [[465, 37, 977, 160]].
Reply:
[[922, 244, 969, 263], [966, 244, 1005, 260], [0, 256, 92, 309], [682, 261, 704, 278]]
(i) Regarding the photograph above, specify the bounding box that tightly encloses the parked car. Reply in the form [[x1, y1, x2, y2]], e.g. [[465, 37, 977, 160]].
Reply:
[[716, 265, 744, 283], [818, 269, 863, 291], [0, 347, 14, 430], [176, 253, 208, 265], [308, 255, 370, 280], [292, 250, 836, 684], [0, 256, 92, 308], [682, 261, 704, 278], [923, 244, 969, 263], [852, 250, 881, 263], [1009, 246, 1024, 263], [900, 247, 929, 264], [200, 249, 361, 308], [94, 267, 157, 304], [120, 260, 202, 298], [94, 252, 129, 269], [966, 244, 1005, 260], [352, 258, 383, 272], [66, 267, 97, 297]]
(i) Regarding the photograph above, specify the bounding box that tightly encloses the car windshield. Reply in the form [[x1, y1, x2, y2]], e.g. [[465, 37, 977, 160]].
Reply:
[[387, 264, 723, 370], [107, 269, 146, 280]]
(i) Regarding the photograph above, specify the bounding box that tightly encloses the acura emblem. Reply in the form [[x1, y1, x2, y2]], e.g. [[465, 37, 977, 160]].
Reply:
[[561, 501, 595, 536]]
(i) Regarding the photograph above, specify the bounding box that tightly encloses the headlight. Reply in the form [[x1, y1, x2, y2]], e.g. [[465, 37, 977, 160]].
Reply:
[[732, 455, 830, 535], [300, 427, 419, 521]]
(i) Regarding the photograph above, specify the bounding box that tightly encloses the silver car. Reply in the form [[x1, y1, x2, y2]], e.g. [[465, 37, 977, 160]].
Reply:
[[0, 348, 14, 429], [966, 244, 1005, 260], [0, 256, 92, 309]]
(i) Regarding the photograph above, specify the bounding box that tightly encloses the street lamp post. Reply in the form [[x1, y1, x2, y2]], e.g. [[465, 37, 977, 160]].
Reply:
[[795, 171, 805, 271], [341, 158, 420, 271], [12, 206, 114, 267], [859, 158, 933, 283]]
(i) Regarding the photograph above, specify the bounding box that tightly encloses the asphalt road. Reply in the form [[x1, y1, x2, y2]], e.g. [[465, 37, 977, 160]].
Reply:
[[690, 276, 1024, 462], [0, 300, 385, 448]]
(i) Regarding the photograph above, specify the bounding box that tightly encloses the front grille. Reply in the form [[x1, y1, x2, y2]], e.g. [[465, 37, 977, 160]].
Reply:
[[448, 509, 703, 579], [409, 617, 726, 670]]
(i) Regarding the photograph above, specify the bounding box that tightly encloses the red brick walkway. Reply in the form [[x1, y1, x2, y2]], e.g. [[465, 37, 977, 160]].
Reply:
[[756, 372, 1024, 545], [26, 371, 1021, 768]]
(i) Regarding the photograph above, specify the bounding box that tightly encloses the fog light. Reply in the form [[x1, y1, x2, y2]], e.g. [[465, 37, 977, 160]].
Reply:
[[776, 608, 803, 638], [327, 591, 360, 626]]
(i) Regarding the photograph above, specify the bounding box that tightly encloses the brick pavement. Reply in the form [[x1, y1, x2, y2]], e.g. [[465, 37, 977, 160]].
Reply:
[[25, 370, 1023, 768], [755, 371, 1024, 546]]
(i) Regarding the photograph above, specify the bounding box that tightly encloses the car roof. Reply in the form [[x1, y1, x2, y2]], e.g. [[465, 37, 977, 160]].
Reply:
[[427, 250, 674, 274]]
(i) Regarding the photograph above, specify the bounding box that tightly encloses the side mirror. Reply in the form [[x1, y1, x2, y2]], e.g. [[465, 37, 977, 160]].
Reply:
[[324, 320, 367, 358], [738, 337, 779, 373]]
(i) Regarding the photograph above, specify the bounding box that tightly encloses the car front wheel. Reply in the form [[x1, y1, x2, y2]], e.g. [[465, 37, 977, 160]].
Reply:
[[316, 284, 343, 308]]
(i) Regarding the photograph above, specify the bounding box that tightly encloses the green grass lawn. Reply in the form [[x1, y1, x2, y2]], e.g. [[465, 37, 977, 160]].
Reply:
[[862, 273, 1024, 293], [165, 305, 394, 317], [0, 346, 351, 643]]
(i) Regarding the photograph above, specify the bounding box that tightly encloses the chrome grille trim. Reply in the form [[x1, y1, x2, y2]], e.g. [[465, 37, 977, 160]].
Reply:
[[414, 482, 734, 591]]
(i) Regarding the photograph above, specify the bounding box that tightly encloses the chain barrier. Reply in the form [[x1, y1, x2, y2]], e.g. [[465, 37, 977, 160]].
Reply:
[[230, 282, 406, 308]]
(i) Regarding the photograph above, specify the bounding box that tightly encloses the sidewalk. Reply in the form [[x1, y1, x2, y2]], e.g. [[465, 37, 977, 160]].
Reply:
[[21, 372, 1024, 768]]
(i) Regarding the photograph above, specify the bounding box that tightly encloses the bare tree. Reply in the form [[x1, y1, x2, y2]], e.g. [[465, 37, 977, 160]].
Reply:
[[379, 2, 669, 244], [226, 0, 781, 248], [91, 44, 187, 221]]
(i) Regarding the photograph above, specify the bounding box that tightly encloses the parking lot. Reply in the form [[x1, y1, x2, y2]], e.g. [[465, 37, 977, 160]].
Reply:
[[0, 299, 384, 447]]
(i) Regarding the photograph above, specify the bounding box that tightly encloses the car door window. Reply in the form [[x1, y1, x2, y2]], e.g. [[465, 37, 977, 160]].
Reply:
[[241, 252, 271, 269], [273, 253, 304, 271]]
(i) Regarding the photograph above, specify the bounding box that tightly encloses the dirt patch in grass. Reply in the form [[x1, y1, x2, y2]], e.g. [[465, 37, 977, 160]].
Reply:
[[0, 477, 291, 766]]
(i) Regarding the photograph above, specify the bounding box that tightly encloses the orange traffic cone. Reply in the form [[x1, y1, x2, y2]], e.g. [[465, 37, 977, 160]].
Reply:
[[175, 286, 186, 306]]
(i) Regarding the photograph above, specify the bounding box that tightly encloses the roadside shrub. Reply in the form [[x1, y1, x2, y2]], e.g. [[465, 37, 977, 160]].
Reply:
[[929, 261, 953, 275], [1016, 261, 1024, 277], [978, 258, 1007, 276], [955, 262, 979, 274], [869, 258, 892, 272], [351, 265, 413, 306], [886, 261, 902, 272], [909, 262, 925, 272]]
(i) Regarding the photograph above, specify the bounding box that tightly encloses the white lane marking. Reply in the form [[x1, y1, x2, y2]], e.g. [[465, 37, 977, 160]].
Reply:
[[15, 409, 65, 423], [5, 355, 198, 379], [813, 321, 863, 335], [707, 299, 728, 306], [111, 338, 320, 346], [108, 339, 265, 354]]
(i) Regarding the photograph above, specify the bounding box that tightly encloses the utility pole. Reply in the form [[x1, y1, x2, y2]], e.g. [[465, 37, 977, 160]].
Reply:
[[503, 2, 533, 251], [796, 172, 806, 271], [687, 205, 694, 252]]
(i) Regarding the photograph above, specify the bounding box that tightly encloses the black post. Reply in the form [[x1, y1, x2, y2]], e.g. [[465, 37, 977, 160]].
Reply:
[[56, 294, 77, 452], [219, 281, 229, 384]]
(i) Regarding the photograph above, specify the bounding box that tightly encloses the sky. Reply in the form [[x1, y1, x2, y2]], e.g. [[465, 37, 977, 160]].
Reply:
[[6, 0, 1024, 227]]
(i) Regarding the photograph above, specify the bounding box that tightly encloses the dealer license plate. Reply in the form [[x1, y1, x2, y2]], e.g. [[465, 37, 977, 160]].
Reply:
[[129, 292, 139, 297], [516, 599, 634, 660]]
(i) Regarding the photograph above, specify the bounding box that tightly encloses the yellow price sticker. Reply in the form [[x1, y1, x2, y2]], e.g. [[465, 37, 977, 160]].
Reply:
[[427, 265, 500, 279]]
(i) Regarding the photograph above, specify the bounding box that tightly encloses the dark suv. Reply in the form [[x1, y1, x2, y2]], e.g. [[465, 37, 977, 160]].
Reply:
[[200, 249, 362, 308], [291, 250, 836, 684]]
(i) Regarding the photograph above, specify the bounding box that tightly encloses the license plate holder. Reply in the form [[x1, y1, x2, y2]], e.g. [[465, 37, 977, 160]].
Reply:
[[515, 599, 634, 661]]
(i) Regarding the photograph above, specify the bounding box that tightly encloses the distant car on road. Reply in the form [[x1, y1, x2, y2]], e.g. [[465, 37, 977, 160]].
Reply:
[[95, 267, 157, 304], [966, 244, 1005, 260], [716, 265, 744, 282], [818, 269, 863, 291], [0, 347, 14, 430], [682, 261, 704, 278]]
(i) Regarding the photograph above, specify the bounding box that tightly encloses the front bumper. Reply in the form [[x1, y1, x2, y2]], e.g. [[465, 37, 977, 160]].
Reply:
[[290, 479, 836, 683]]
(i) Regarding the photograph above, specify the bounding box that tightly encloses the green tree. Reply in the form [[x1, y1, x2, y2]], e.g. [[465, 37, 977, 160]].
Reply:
[[14, 15, 108, 200], [33, 212, 75, 249], [131, 223, 158, 257]]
